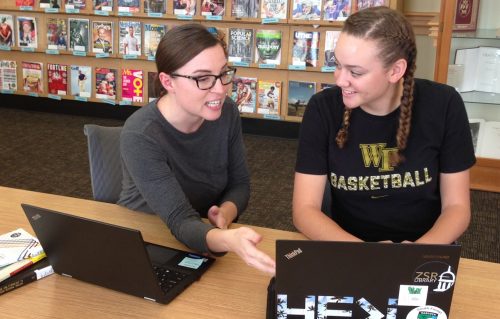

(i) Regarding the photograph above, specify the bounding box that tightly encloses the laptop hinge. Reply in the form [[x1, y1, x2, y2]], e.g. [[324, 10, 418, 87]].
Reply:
[[143, 297, 156, 302]]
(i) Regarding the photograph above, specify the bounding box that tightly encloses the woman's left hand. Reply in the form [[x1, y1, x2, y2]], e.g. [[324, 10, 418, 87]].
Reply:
[[206, 227, 276, 275], [208, 205, 228, 229]]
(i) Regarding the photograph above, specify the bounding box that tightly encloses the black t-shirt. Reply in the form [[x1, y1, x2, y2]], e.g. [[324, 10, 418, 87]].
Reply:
[[296, 79, 476, 242]]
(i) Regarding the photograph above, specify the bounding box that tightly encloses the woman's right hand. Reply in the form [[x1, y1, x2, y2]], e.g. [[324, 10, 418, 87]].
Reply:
[[206, 227, 276, 276]]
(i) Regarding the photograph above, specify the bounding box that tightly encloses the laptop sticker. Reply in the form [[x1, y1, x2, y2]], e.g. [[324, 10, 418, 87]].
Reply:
[[406, 305, 447, 319], [317, 296, 354, 318], [412, 262, 456, 293], [356, 297, 385, 319], [398, 285, 428, 306]]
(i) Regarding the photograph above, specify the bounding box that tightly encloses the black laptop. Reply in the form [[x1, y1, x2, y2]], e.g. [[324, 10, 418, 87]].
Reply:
[[267, 240, 461, 319], [22, 203, 214, 304]]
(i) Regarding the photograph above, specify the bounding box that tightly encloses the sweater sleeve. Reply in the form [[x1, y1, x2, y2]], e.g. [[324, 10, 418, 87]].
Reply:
[[120, 130, 215, 254], [219, 101, 250, 217]]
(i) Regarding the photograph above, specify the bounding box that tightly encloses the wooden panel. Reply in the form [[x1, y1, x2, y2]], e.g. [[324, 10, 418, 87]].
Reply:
[[404, 11, 439, 36], [470, 157, 500, 193], [434, 0, 457, 83]]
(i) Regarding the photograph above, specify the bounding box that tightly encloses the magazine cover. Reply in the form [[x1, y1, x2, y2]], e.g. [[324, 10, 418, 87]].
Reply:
[[228, 28, 254, 64], [173, 0, 196, 16], [40, 0, 62, 8], [70, 65, 91, 97], [47, 63, 68, 95], [92, 21, 113, 54], [324, 30, 340, 67], [257, 80, 280, 115], [121, 69, 143, 103], [144, 23, 166, 59], [47, 18, 67, 50], [0, 60, 17, 91], [65, 0, 87, 9], [145, 0, 166, 13], [323, 0, 351, 21], [291, 0, 321, 20], [206, 26, 227, 43], [255, 29, 281, 65], [260, 0, 287, 19], [287, 80, 316, 117], [201, 0, 225, 16], [95, 67, 116, 100], [22, 61, 43, 93], [292, 30, 320, 67], [16, 0, 35, 6], [356, 0, 388, 11], [17, 17, 37, 49], [231, 76, 257, 113], [69, 18, 89, 52], [0, 15, 15, 47], [231, 0, 259, 18], [93, 0, 113, 11], [119, 21, 141, 56], [147, 71, 158, 102], [117, 0, 140, 12]]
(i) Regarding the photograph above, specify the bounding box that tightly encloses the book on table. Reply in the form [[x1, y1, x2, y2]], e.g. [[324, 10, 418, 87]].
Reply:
[[0, 251, 47, 283], [0, 256, 53, 295], [0, 228, 44, 268], [0, 228, 53, 294]]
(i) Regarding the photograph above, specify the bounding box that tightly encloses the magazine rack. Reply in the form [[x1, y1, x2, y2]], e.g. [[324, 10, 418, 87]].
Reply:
[[0, 0, 402, 122]]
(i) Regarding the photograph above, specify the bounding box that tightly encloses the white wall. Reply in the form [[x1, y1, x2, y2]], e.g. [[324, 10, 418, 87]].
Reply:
[[404, 0, 440, 12], [477, 0, 500, 29]]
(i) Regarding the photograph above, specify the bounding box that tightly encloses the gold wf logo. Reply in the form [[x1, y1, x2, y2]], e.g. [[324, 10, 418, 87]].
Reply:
[[359, 143, 399, 172]]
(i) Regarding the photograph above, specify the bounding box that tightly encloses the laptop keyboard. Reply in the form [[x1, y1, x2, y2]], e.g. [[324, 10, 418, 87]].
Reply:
[[153, 265, 188, 293]]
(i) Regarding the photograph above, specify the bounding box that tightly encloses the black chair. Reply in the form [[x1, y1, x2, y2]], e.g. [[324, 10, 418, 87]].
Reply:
[[83, 124, 123, 203]]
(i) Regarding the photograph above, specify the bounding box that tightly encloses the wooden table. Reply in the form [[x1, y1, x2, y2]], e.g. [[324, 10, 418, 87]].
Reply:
[[0, 186, 498, 318]]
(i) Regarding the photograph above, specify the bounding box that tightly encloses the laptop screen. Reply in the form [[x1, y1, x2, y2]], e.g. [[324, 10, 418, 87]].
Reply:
[[273, 240, 460, 319]]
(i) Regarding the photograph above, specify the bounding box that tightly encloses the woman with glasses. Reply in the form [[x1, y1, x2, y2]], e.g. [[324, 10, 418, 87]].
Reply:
[[118, 24, 275, 275]]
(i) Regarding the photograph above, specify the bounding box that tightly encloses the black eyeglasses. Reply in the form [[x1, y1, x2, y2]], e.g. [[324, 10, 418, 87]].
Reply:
[[170, 67, 237, 90]]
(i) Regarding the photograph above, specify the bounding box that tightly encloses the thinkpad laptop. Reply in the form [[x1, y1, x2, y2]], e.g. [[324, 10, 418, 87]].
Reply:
[[267, 240, 461, 319], [22, 203, 214, 304]]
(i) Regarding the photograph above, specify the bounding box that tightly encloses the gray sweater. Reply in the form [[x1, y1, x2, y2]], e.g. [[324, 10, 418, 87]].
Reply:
[[118, 98, 250, 253]]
